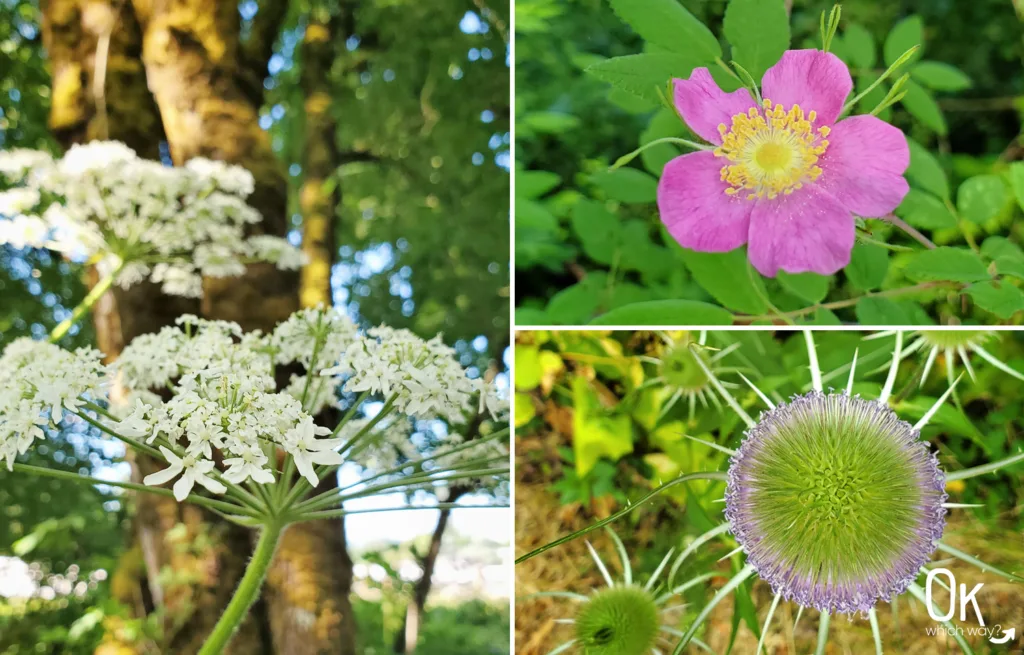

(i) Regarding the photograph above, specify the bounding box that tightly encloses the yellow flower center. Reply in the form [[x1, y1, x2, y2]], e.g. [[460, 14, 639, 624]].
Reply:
[[715, 99, 831, 200]]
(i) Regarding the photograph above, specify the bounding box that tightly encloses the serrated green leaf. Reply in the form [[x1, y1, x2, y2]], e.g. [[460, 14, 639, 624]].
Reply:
[[683, 248, 768, 314], [883, 15, 924, 69], [810, 307, 842, 325], [609, 0, 722, 62], [845, 243, 889, 291], [904, 247, 989, 283], [855, 297, 912, 325], [911, 61, 971, 91], [590, 300, 733, 325], [965, 281, 1024, 319], [957, 174, 1007, 224], [587, 53, 699, 104], [591, 167, 659, 203], [546, 277, 605, 324], [906, 139, 949, 199], [723, 0, 789, 79], [777, 271, 829, 304], [900, 79, 947, 134], [844, 23, 876, 69], [981, 236, 1024, 262], [894, 188, 956, 229], [640, 108, 688, 176]]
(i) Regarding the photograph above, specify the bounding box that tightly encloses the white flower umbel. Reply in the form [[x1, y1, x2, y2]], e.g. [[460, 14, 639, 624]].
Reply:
[[5, 306, 510, 654], [321, 326, 479, 423], [0, 338, 106, 470], [517, 330, 1024, 655], [0, 141, 306, 299]]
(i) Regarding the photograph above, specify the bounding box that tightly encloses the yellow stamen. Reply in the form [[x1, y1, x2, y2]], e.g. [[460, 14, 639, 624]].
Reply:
[[714, 99, 831, 200]]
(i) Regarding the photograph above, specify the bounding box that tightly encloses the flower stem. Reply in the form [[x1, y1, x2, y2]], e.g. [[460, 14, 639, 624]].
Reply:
[[50, 261, 123, 343], [198, 521, 284, 655]]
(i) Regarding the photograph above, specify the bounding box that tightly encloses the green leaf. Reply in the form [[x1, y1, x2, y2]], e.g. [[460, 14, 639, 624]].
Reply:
[[683, 248, 768, 314], [723, 0, 789, 79], [777, 271, 829, 304], [517, 170, 562, 199], [609, 0, 722, 62], [514, 393, 536, 428], [906, 139, 949, 199], [810, 307, 842, 325], [572, 377, 633, 476], [571, 199, 622, 264], [845, 243, 889, 291], [546, 277, 604, 324], [515, 346, 543, 391], [590, 167, 659, 203], [1008, 162, 1024, 212], [911, 61, 971, 91], [520, 111, 581, 134], [587, 53, 698, 104], [994, 257, 1024, 282], [894, 188, 956, 229], [843, 23, 876, 69], [883, 15, 924, 69], [904, 247, 990, 283], [590, 300, 733, 325], [900, 79, 947, 135], [981, 236, 1024, 262], [965, 281, 1024, 319], [855, 297, 912, 325], [957, 174, 1007, 224]]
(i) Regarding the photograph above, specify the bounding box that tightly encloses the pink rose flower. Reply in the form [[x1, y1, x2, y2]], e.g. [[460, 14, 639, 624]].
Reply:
[[658, 49, 910, 277]]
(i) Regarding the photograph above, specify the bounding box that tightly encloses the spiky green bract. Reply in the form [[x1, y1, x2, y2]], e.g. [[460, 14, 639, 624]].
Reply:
[[661, 346, 709, 392], [726, 392, 947, 614], [917, 330, 991, 350], [575, 586, 660, 655]]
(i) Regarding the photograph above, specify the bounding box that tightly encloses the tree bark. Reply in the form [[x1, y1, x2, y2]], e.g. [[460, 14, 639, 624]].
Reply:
[[393, 487, 469, 654]]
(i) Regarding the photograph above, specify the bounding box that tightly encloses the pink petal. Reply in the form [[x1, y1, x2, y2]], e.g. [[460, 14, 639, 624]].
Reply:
[[658, 151, 755, 252], [817, 115, 910, 218], [673, 68, 757, 145], [747, 186, 855, 277], [760, 50, 852, 127]]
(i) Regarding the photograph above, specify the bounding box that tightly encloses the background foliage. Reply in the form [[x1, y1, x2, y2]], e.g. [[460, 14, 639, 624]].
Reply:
[[515, 0, 1024, 325]]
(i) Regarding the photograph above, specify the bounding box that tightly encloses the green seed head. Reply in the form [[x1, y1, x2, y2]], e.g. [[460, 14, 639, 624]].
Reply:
[[575, 586, 660, 655], [918, 330, 990, 350], [661, 346, 710, 392], [726, 392, 946, 613]]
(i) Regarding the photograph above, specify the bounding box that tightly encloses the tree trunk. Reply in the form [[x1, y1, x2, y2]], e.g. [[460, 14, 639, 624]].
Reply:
[[393, 487, 469, 654]]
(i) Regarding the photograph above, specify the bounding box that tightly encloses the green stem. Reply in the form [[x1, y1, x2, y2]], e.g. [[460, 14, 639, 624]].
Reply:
[[10, 463, 260, 518], [197, 522, 284, 655], [50, 261, 123, 343]]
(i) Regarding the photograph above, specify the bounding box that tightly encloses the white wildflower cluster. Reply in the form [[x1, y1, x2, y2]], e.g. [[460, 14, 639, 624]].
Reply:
[[3, 305, 506, 505], [0, 338, 107, 470], [321, 326, 479, 422], [115, 315, 273, 395], [269, 305, 358, 370], [129, 372, 340, 500], [0, 141, 306, 297]]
